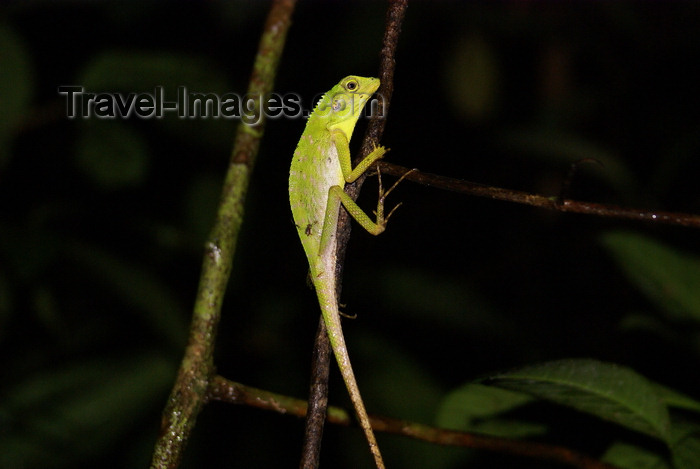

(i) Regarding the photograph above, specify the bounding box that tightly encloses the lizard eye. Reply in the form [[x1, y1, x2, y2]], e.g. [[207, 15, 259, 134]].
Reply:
[[345, 79, 359, 92]]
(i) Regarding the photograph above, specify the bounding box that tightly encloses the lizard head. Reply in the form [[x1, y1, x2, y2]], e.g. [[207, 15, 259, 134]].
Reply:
[[322, 76, 380, 139]]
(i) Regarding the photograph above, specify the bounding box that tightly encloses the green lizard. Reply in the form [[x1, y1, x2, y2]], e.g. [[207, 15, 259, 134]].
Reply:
[[289, 75, 401, 468]]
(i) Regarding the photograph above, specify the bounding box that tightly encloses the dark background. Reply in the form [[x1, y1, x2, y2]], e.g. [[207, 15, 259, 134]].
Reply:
[[1, 2, 699, 468]]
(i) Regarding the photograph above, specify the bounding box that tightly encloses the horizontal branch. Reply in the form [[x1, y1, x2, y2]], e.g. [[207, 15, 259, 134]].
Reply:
[[376, 161, 700, 228], [207, 376, 620, 469]]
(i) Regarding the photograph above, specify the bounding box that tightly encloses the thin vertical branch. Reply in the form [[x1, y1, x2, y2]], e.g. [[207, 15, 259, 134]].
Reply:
[[150, 1, 296, 468], [338, 0, 408, 249], [300, 1, 409, 468], [299, 318, 332, 469]]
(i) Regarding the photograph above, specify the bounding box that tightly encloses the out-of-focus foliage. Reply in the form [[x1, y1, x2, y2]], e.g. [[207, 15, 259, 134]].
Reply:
[[1, 2, 700, 468]]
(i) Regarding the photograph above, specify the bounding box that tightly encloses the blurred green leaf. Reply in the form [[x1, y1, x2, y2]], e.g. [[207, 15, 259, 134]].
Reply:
[[618, 313, 677, 338], [601, 231, 700, 323], [669, 421, 700, 469], [0, 22, 33, 169], [183, 172, 223, 244], [66, 242, 188, 349], [655, 384, 700, 414], [77, 51, 234, 149], [436, 384, 546, 438], [0, 353, 175, 469], [602, 441, 671, 469], [358, 333, 442, 422], [75, 120, 150, 188], [354, 333, 451, 469], [500, 128, 636, 197], [374, 267, 507, 336], [486, 359, 671, 442], [0, 223, 58, 281], [0, 269, 11, 339], [443, 34, 500, 122], [31, 284, 63, 334], [79, 51, 226, 95]]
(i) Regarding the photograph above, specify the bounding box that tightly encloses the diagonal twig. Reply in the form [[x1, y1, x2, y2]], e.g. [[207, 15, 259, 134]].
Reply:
[[150, 2, 296, 468]]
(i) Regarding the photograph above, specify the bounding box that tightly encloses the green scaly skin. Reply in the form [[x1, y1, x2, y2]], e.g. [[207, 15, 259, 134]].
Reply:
[[289, 76, 390, 469]]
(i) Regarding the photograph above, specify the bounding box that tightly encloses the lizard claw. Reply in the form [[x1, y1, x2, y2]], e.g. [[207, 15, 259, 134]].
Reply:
[[385, 201, 404, 223], [372, 143, 388, 155], [339, 310, 358, 319], [379, 167, 415, 200], [375, 167, 415, 226]]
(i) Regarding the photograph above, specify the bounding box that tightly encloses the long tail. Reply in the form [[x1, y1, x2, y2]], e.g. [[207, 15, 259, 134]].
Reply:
[[316, 279, 385, 469]]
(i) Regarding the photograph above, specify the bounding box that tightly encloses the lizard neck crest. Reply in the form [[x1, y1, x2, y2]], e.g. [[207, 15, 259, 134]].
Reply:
[[311, 75, 379, 140]]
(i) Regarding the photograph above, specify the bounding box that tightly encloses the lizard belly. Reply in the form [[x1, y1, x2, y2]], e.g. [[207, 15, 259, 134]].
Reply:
[[289, 138, 343, 260]]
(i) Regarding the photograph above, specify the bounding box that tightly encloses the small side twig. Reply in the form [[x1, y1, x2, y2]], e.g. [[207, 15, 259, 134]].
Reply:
[[376, 161, 700, 229]]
